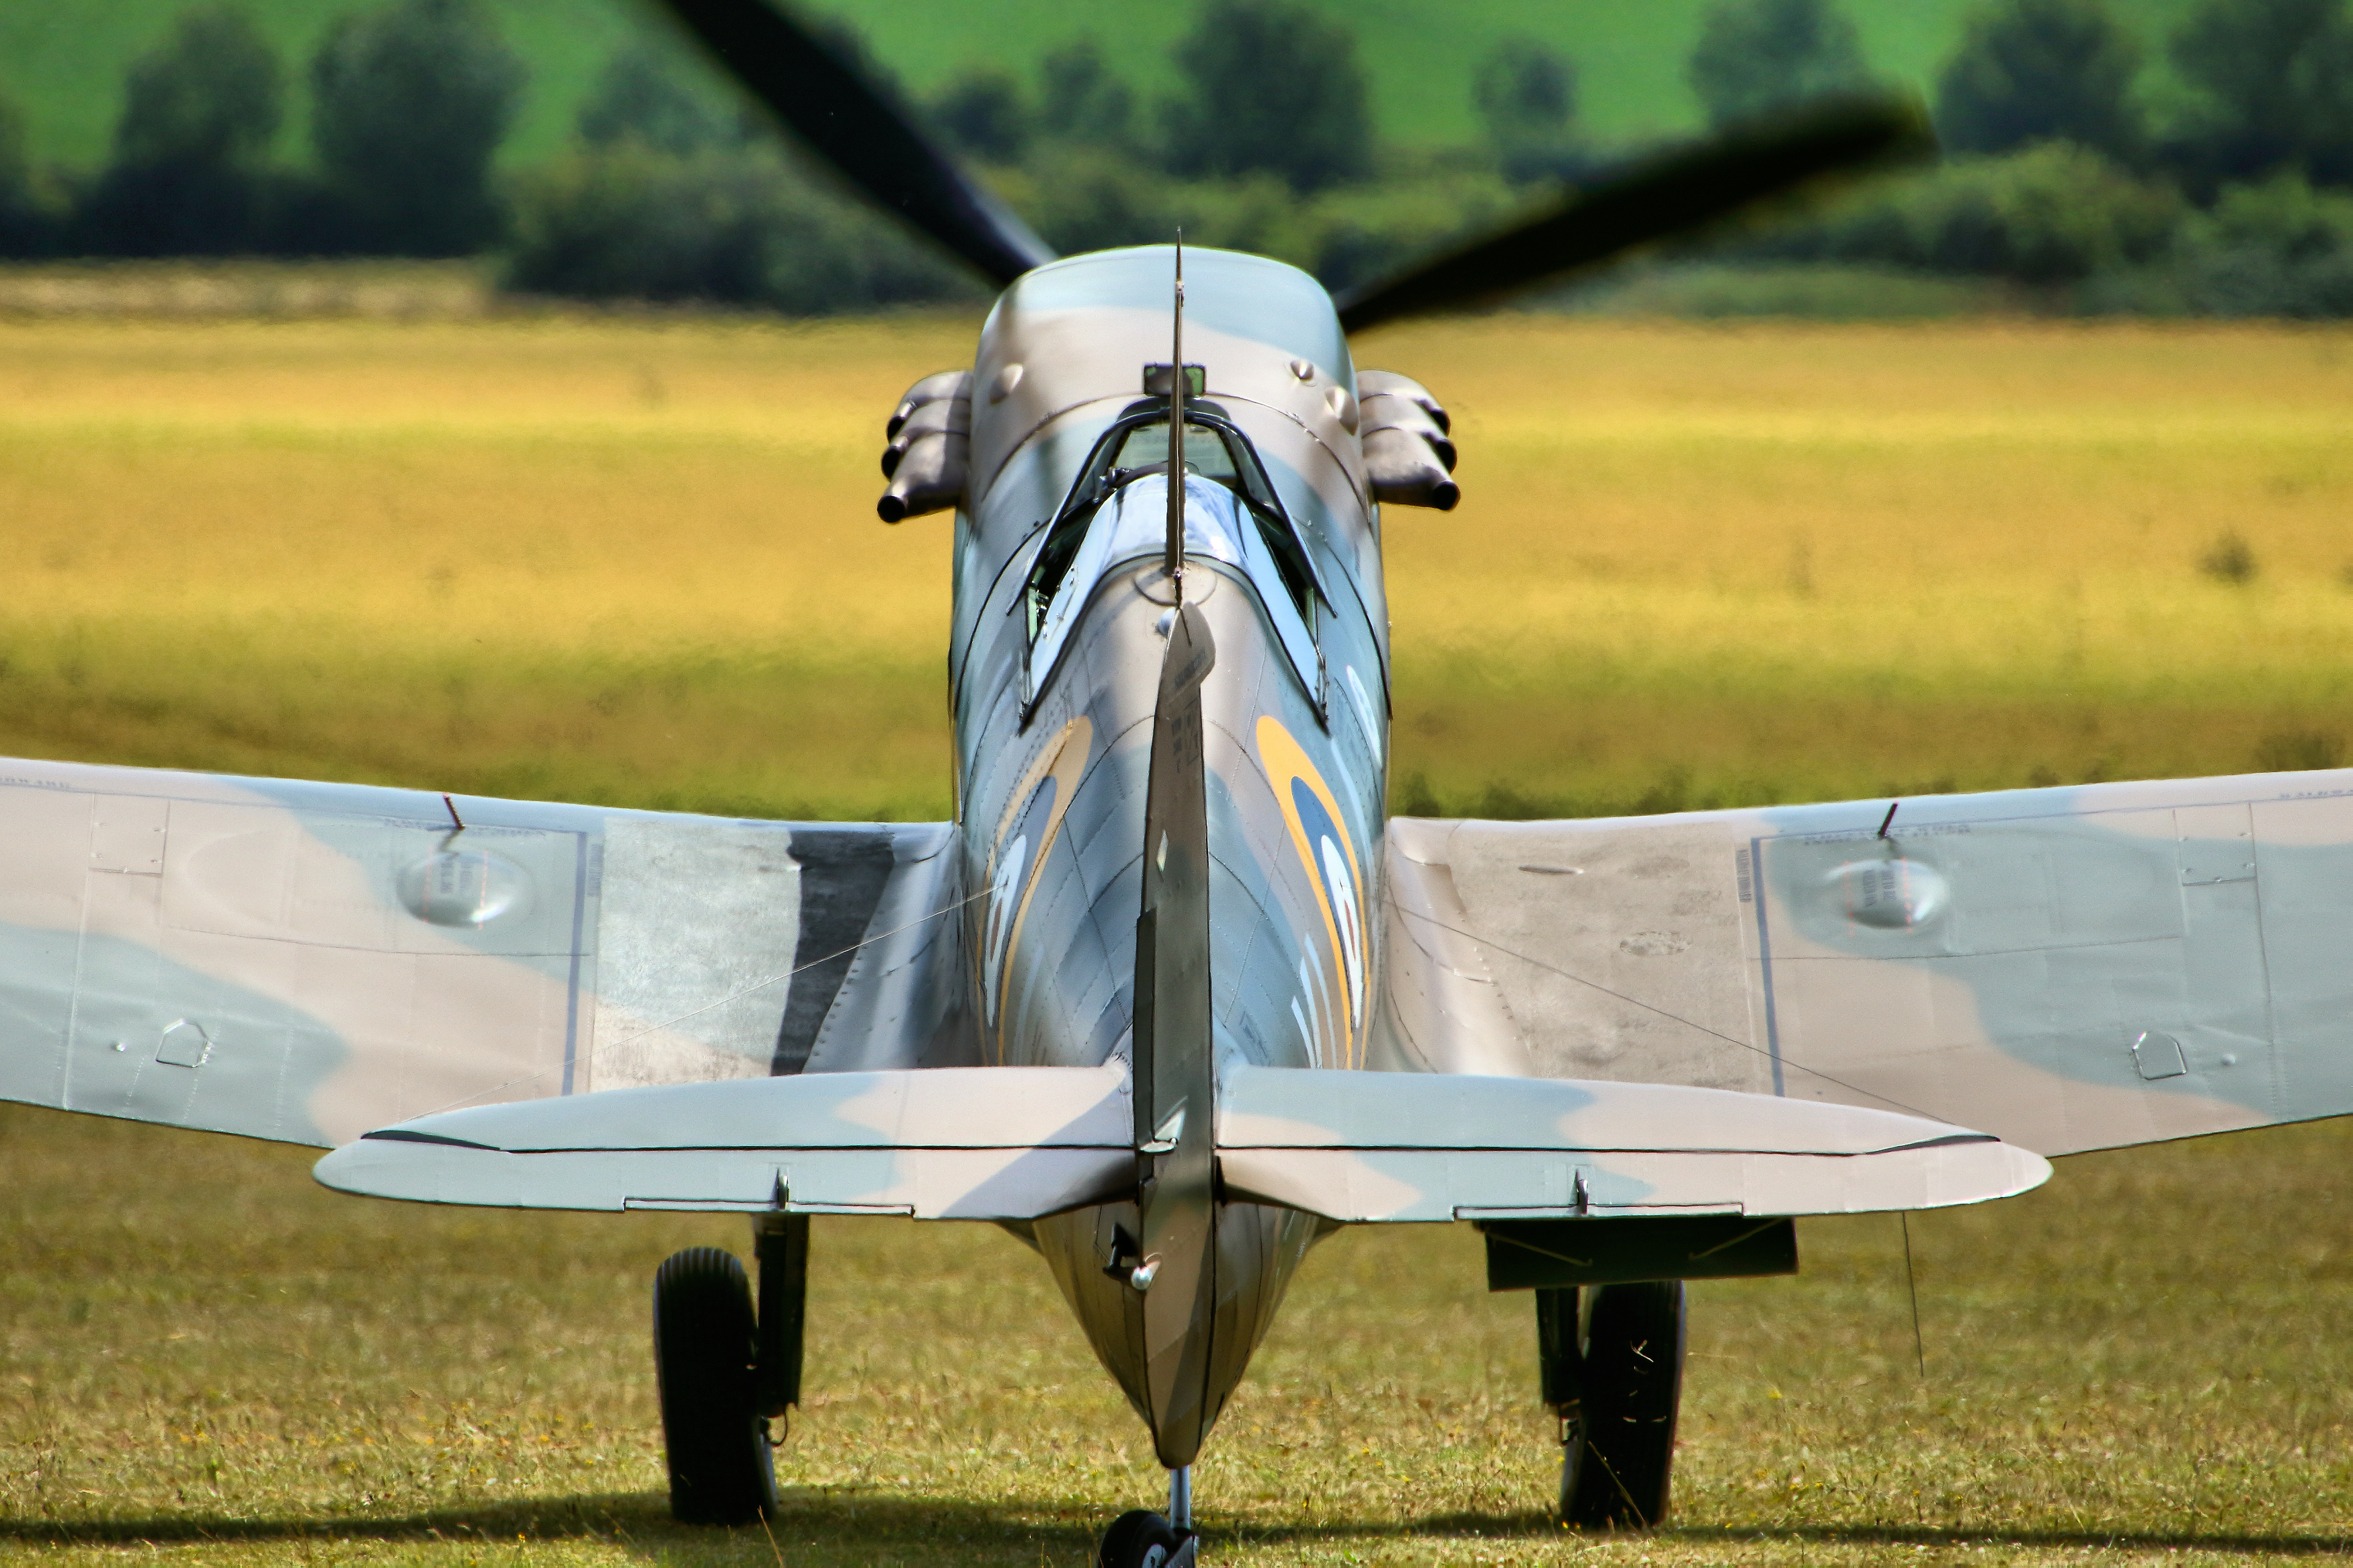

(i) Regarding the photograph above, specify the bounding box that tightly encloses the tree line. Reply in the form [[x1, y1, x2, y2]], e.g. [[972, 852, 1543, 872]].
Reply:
[[1, 0, 2348, 317], [0, 0, 522, 260], [1702, 0, 2353, 314]]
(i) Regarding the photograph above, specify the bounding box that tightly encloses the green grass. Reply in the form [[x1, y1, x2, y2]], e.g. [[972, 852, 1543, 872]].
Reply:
[[6, 1103, 2353, 1565], [0, 0, 2211, 177]]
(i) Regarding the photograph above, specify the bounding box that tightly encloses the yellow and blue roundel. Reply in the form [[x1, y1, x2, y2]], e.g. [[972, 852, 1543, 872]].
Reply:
[[1255, 714, 1369, 1067], [982, 716, 1091, 1059]]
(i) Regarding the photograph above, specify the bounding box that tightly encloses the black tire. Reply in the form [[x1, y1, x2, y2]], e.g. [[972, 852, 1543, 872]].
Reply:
[[1562, 1280, 1685, 1530], [653, 1247, 778, 1526], [1098, 1508, 1183, 1567]]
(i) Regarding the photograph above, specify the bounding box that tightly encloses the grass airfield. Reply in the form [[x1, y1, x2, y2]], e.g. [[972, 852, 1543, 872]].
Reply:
[[3, 310, 2353, 1564]]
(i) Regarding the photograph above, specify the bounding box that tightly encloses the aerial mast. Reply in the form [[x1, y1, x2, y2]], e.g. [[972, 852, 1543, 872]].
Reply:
[[1164, 232, 1185, 602]]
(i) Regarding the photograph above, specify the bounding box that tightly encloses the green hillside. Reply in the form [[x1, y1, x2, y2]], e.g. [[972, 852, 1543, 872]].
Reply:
[[1, 0, 2208, 174]]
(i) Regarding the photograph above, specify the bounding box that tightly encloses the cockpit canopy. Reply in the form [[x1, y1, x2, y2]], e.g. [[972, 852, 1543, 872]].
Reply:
[[1020, 398, 1324, 705], [1025, 400, 1315, 638]]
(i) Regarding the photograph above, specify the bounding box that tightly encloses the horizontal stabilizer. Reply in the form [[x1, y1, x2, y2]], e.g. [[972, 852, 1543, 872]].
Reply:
[[314, 1065, 1131, 1219], [1214, 1066, 2048, 1223]]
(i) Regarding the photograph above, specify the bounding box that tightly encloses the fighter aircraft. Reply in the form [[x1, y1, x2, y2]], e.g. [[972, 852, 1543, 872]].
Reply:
[[8, 5, 2350, 1565]]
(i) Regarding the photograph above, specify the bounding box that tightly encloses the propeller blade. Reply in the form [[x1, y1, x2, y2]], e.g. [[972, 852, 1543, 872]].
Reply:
[[1336, 95, 1934, 334], [651, 0, 1055, 286]]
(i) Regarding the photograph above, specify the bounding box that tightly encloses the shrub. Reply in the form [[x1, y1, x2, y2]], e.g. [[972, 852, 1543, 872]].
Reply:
[[1160, 0, 1373, 192], [2173, 172, 2353, 315], [310, 0, 525, 256], [1037, 40, 1135, 150], [504, 142, 975, 314], [1001, 148, 1320, 265], [1474, 38, 1587, 186], [931, 66, 1031, 165], [999, 142, 1504, 291], [995, 145, 1178, 257], [75, 3, 283, 256], [0, 91, 60, 258], [1936, 0, 2145, 163], [2165, 0, 2353, 190], [1310, 165, 1515, 293], [1687, 0, 1874, 128], [577, 40, 735, 157], [1771, 143, 2182, 282]]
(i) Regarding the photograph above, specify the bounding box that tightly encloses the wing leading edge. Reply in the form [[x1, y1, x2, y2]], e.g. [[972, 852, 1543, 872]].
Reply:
[[1379, 770, 2353, 1158]]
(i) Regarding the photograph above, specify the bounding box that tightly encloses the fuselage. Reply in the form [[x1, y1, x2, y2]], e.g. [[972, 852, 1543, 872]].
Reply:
[[946, 247, 1392, 1462]]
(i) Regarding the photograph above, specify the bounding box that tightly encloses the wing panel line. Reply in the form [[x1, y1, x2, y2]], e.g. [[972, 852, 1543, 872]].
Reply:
[[563, 829, 588, 1096], [1750, 835, 1784, 1097], [1387, 894, 1943, 1122]]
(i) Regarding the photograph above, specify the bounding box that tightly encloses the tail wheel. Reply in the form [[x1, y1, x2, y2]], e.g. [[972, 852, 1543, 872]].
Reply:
[[1562, 1280, 1686, 1530], [653, 1246, 778, 1525], [1098, 1508, 1185, 1567]]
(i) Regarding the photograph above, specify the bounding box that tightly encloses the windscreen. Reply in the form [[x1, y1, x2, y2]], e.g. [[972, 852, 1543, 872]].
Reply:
[[1110, 419, 1240, 486], [1025, 408, 1316, 643]]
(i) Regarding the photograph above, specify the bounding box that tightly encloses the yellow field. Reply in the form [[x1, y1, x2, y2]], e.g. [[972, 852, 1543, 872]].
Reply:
[[1, 315, 2348, 817], [0, 315, 973, 819], [5, 313, 2353, 1566], [1378, 319, 2353, 812]]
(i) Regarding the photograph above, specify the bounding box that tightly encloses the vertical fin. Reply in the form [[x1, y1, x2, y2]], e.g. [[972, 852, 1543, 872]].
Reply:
[[1133, 600, 1216, 1467], [1136, 602, 1212, 1145]]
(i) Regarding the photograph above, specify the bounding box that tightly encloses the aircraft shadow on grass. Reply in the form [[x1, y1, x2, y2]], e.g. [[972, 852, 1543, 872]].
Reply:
[[1218, 1514, 2353, 1558], [1679, 1524, 2353, 1558], [5, 1495, 2350, 1561], [0, 1489, 1098, 1561]]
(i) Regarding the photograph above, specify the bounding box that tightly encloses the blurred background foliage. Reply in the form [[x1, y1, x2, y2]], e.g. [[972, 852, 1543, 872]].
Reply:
[[0, 0, 2350, 316]]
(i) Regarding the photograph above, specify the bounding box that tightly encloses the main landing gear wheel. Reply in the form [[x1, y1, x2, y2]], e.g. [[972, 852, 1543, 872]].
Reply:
[[1098, 1509, 1193, 1568], [653, 1247, 778, 1526], [1558, 1280, 1687, 1530]]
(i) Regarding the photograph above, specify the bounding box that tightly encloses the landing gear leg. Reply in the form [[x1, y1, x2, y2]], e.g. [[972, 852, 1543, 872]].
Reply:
[[754, 1215, 809, 1429], [1545, 1280, 1687, 1530], [653, 1226, 803, 1527], [1096, 1466, 1199, 1567]]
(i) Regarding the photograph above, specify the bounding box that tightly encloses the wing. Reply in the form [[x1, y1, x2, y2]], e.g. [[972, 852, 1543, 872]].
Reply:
[[0, 755, 970, 1149], [1378, 770, 2353, 1158]]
